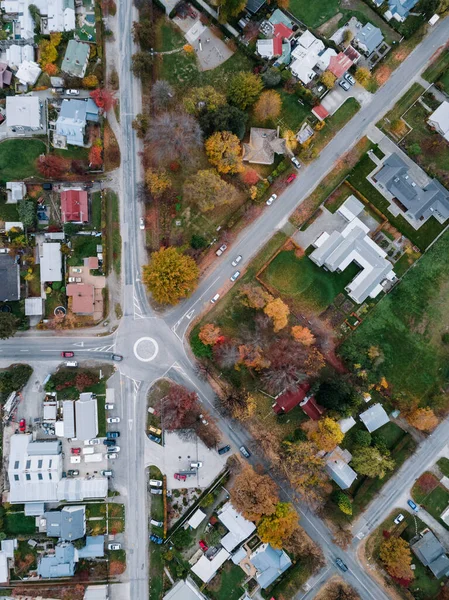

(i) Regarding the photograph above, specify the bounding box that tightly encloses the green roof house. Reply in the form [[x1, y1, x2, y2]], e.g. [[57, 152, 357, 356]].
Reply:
[[62, 40, 90, 78]]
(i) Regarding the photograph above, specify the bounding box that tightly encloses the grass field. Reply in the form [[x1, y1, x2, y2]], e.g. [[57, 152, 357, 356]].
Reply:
[[208, 563, 245, 600], [278, 89, 310, 132], [412, 478, 449, 529], [268, 558, 315, 600], [5, 512, 36, 535], [378, 83, 424, 131], [105, 190, 121, 275], [68, 235, 101, 266], [91, 192, 102, 230], [154, 18, 185, 52], [288, 0, 340, 28], [0, 139, 46, 183], [0, 196, 20, 221], [422, 49, 449, 84]]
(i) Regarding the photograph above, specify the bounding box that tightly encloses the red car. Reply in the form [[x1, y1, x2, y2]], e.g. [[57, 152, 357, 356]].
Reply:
[[199, 540, 208, 552], [174, 473, 187, 481], [71, 447, 81, 455], [61, 351, 74, 358], [19, 419, 26, 432], [286, 173, 297, 184]]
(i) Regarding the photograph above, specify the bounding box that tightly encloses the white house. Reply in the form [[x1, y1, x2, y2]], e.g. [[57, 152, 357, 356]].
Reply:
[[428, 101, 449, 142], [5, 44, 34, 69], [1, 0, 75, 39], [289, 30, 325, 85], [15, 60, 42, 87], [6, 95, 41, 130]]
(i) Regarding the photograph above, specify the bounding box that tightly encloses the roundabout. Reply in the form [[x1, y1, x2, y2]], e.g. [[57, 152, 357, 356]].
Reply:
[[133, 336, 159, 362]]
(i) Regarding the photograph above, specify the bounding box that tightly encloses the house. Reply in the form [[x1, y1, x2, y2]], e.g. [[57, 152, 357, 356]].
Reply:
[[37, 542, 76, 578], [300, 395, 325, 420], [6, 95, 41, 130], [272, 382, 311, 415], [163, 578, 207, 600], [75, 392, 98, 441], [354, 23, 384, 55], [256, 11, 294, 65], [359, 403, 389, 432], [243, 128, 287, 165], [40, 242, 62, 282], [0, 253, 20, 302], [218, 502, 256, 553], [325, 447, 357, 489], [412, 531, 449, 578], [338, 416, 356, 433], [385, 0, 419, 22], [187, 509, 207, 530], [290, 30, 325, 85], [327, 52, 353, 78], [15, 60, 42, 87], [249, 543, 292, 589], [1, 0, 75, 38], [0, 63, 12, 88], [191, 548, 230, 583], [62, 40, 90, 78], [61, 188, 89, 222], [373, 152, 449, 225], [44, 506, 86, 541], [245, 0, 266, 14], [55, 99, 99, 148], [67, 283, 95, 314], [428, 101, 449, 142], [309, 197, 397, 304], [316, 48, 337, 72], [77, 536, 105, 558], [6, 182, 26, 203], [344, 45, 361, 64], [0, 552, 8, 583], [5, 44, 35, 69], [84, 586, 109, 600]]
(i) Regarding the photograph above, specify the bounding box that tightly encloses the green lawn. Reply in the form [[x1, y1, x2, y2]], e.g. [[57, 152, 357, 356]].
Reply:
[[378, 82, 424, 127], [53, 146, 89, 160], [86, 502, 107, 518], [0, 139, 46, 183], [0, 196, 20, 221], [422, 49, 449, 83], [412, 482, 449, 528], [91, 192, 102, 230], [155, 18, 185, 52], [105, 190, 121, 275], [260, 249, 360, 312], [68, 235, 101, 266], [438, 457, 449, 477], [208, 563, 246, 600], [439, 69, 449, 95], [5, 512, 36, 535], [288, 0, 340, 28], [149, 545, 164, 600], [267, 558, 315, 600], [278, 90, 310, 131]]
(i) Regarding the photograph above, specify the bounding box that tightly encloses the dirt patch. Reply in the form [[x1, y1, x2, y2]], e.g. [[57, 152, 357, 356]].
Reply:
[[317, 12, 343, 37], [375, 65, 392, 86]]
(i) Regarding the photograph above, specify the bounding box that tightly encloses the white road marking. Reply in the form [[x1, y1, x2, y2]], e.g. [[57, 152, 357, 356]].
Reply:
[[133, 337, 159, 362]]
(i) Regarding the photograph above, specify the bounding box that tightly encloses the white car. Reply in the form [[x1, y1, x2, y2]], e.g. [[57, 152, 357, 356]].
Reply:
[[210, 293, 220, 304], [291, 156, 301, 169], [394, 513, 405, 525], [107, 417, 120, 423], [139, 217, 145, 230], [66, 89, 79, 96], [266, 194, 277, 206], [230, 271, 240, 282], [105, 404, 114, 410], [344, 72, 356, 86], [149, 479, 163, 487], [107, 446, 120, 453], [231, 255, 242, 267], [87, 439, 101, 445], [191, 461, 203, 468], [106, 453, 118, 460], [108, 543, 121, 550]]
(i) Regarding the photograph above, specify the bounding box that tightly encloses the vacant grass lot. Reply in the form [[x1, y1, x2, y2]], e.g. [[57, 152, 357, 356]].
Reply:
[[422, 49, 449, 84], [278, 89, 310, 131], [289, 0, 340, 28], [0, 139, 46, 183], [412, 476, 449, 529], [68, 235, 100, 266], [0, 196, 20, 221], [378, 83, 424, 132]]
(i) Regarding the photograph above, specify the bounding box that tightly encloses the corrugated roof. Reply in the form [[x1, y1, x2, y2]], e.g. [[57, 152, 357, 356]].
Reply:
[[63, 400, 75, 438], [40, 242, 62, 283], [360, 403, 389, 433], [0, 253, 20, 302], [75, 393, 98, 440]]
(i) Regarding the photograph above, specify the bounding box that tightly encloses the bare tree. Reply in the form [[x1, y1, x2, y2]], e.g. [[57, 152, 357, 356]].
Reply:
[[150, 80, 175, 113], [146, 111, 203, 165], [213, 342, 239, 369], [261, 339, 308, 394]]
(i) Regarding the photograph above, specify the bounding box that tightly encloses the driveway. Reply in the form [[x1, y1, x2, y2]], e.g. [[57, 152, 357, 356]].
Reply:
[[321, 83, 372, 116]]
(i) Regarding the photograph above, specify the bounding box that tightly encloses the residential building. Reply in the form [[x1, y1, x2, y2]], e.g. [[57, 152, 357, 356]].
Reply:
[[191, 548, 230, 583], [6, 95, 41, 130], [77, 536, 104, 559], [1, 0, 75, 38], [187, 509, 207, 530], [243, 128, 287, 165], [6, 181, 26, 203], [75, 392, 98, 441], [256, 11, 294, 65], [163, 578, 207, 600], [5, 43, 34, 69], [40, 242, 62, 283], [55, 99, 99, 148], [0, 552, 8, 583], [44, 505, 86, 541], [272, 382, 311, 415], [428, 101, 449, 142], [327, 52, 353, 78], [299, 395, 325, 420], [373, 152, 449, 225], [412, 531, 449, 578], [218, 502, 256, 553], [290, 30, 325, 84], [354, 23, 384, 55], [249, 543, 292, 589], [84, 586, 109, 600], [15, 60, 41, 87], [67, 283, 95, 315], [61, 188, 89, 222], [359, 403, 389, 432], [325, 447, 357, 489], [338, 416, 356, 433], [37, 542, 76, 578], [62, 40, 90, 78], [385, 0, 419, 22], [309, 197, 397, 304], [0, 63, 12, 88], [0, 253, 20, 302]]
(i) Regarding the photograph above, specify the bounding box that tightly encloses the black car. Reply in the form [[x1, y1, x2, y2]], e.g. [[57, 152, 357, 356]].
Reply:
[[103, 439, 116, 447], [67, 469, 79, 477], [110, 354, 123, 361], [335, 558, 348, 572], [218, 445, 231, 455], [107, 431, 120, 438]]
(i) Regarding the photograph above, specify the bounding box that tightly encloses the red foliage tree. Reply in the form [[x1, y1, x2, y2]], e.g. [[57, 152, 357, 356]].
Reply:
[[89, 146, 103, 167], [36, 154, 69, 178], [155, 383, 200, 430], [241, 167, 260, 185], [416, 472, 438, 494], [75, 372, 100, 391], [90, 88, 116, 111]]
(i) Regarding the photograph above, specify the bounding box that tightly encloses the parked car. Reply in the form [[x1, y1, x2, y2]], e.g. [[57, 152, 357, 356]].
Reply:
[[394, 513, 405, 525], [174, 473, 187, 481], [66, 361, 78, 367], [335, 558, 348, 572], [215, 244, 227, 257], [110, 354, 123, 361], [106, 453, 118, 460], [67, 469, 79, 477], [218, 445, 231, 455], [151, 488, 163, 495], [339, 79, 351, 91], [150, 520, 164, 527], [19, 419, 26, 432], [71, 447, 81, 455], [51, 87, 64, 94], [72, 268, 82, 273], [103, 439, 116, 447], [210, 293, 220, 304], [344, 72, 356, 86], [68, 277, 82, 283], [291, 156, 301, 169], [190, 461, 203, 468], [108, 543, 121, 550], [150, 534, 164, 544], [107, 445, 120, 453], [199, 540, 208, 551], [66, 89, 80, 96], [408, 499, 419, 511], [239, 445, 251, 458], [148, 434, 162, 444], [139, 217, 145, 230], [266, 193, 277, 206], [230, 271, 240, 282], [87, 439, 101, 445], [107, 417, 120, 424], [107, 431, 120, 438], [105, 404, 114, 410], [150, 479, 163, 487], [101, 470, 113, 477], [286, 173, 297, 184], [231, 255, 242, 267], [61, 351, 74, 358], [148, 425, 162, 436]]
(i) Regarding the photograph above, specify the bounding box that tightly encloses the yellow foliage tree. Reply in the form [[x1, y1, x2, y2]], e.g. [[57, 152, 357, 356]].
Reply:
[[142, 247, 199, 305], [309, 417, 344, 452], [264, 298, 290, 332], [355, 67, 371, 86], [320, 71, 337, 89], [83, 75, 99, 89], [257, 502, 299, 549], [232, 393, 257, 420], [205, 131, 243, 174], [38, 39, 58, 66], [254, 90, 282, 123], [407, 407, 438, 432], [199, 323, 221, 346], [283, 129, 298, 151], [379, 537, 414, 581], [291, 325, 315, 346], [145, 169, 171, 197]]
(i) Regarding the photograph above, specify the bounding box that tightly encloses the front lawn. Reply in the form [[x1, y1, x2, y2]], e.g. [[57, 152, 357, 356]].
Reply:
[[154, 17, 185, 52], [0, 196, 20, 221], [208, 563, 245, 600], [91, 192, 102, 230], [412, 479, 449, 529], [422, 49, 449, 84], [278, 89, 310, 132], [68, 235, 101, 266], [0, 139, 46, 183]]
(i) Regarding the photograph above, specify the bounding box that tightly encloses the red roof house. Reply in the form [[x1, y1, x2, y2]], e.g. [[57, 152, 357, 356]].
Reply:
[[328, 52, 353, 78], [300, 395, 325, 420], [60, 189, 89, 223], [67, 283, 95, 314], [272, 382, 311, 415], [273, 23, 293, 40], [312, 104, 329, 121]]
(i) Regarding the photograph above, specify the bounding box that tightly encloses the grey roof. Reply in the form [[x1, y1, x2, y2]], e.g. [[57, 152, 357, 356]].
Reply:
[[27, 440, 62, 455], [243, 128, 287, 165], [1, 539, 17, 559], [84, 586, 108, 600], [326, 447, 357, 490], [40, 242, 62, 283], [0, 253, 20, 302], [56, 99, 87, 147], [359, 403, 389, 433], [63, 400, 76, 439], [25, 297, 43, 316], [412, 531, 449, 578], [37, 542, 76, 578], [250, 543, 292, 589], [0, 552, 7, 583], [388, 0, 418, 18], [45, 506, 85, 541], [75, 393, 98, 441], [429, 553, 449, 579], [62, 40, 90, 78], [86, 98, 100, 122], [163, 578, 207, 600], [374, 153, 449, 223], [355, 23, 384, 54], [25, 502, 45, 516], [77, 536, 104, 559]]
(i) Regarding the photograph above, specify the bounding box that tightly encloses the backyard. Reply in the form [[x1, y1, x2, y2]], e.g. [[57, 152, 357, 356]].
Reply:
[[0, 139, 46, 183], [208, 562, 245, 600], [68, 235, 101, 266]]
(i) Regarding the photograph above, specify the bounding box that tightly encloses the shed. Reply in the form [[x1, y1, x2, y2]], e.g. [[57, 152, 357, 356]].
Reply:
[[25, 297, 44, 316], [84, 586, 108, 600], [187, 509, 207, 530], [63, 400, 76, 438], [360, 403, 389, 432]]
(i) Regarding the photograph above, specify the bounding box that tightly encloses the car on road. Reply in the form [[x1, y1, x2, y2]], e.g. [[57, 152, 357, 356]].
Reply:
[[108, 543, 121, 550], [239, 445, 251, 458], [339, 79, 351, 91], [101, 470, 113, 477], [103, 439, 116, 447], [150, 479, 163, 487], [231, 255, 242, 267], [150, 534, 163, 544], [107, 417, 120, 424], [191, 462, 203, 468], [291, 156, 301, 169], [174, 473, 187, 481], [394, 514, 405, 525], [66, 89, 80, 96], [408, 499, 419, 511], [107, 431, 120, 438], [106, 453, 118, 460], [286, 173, 297, 184], [87, 439, 101, 445], [210, 293, 220, 304], [344, 73, 356, 86], [67, 470, 79, 477], [215, 244, 227, 257], [266, 193, 277, 206], [139, 217, 145, 230], [19, 419, 26, 432], [51, 87, 64, 94], [61, 351, 74, 358], [199, 540, 208, 551], [335, 558, 348, 572], [71, 447, 81, 455], [105, 403, 114, 410], [107, 445, 120, 453], [148, 433, 162, 444], [110, 354, 123, 361], [218, 445, 231, 455], [230, 271, 240, 282]]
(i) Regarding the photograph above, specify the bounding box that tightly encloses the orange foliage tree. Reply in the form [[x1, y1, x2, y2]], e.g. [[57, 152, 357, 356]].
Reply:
[[199, 324, 221, 346], [291, 325, 315, 346], [264, 298, 290, 332]]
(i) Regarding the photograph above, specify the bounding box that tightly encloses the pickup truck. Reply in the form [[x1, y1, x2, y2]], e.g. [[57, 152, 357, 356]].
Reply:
[[215, 244, 227, 257]]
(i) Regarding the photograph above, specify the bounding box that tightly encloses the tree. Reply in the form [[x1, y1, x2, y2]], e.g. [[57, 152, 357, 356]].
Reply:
[[240, 284, 273, 309], [315, 377, 359, 416], [155, 383, 199, 430], [28, 3, 41, 25], [254, 90, 282, 123], [0, 313, 18, 340], [131, 51, 153, 78], [17, 200, 36, 229], [230, 465, 279, 521], [353, 430, 372, 447], [379, 537, 414, 581], [257, 502, 299, 548], [320, 581, 360, 600], [132, 113, 149, 138], [309, 418, 344, 452], [335, 491, 352, 516], [44, 62, 58, 75], [408, 142, 422, 156], [261, 339, 309, 394], [147, 112, 202, 166], [213, 342, 239, 369], [320, 71, 337, 89], [145, 168, 171, 197], [238, 344, 270, 371], [89, 146, 103, 168], [150, 80, 175, 112], [190, 234, 207, 250], [351, 446, 395, 479], [241, 168, 259, 186], [407, 407, 438, 431], [90, 88, 116, 111], [282, 440, 329, 506], [228, 72, 263, 110], [261, 67, 282, 88], [38, 39, 57, 66], [183, 169, 238, 212], [343, 29, 354, 44], [205, 131, 243, 174], [36, 154, 69, 178], [142, 247, 199, 305], [355, 67, 371, 86], [217, 0, 246, 21], [283, 129, 298, 152], [183, 86, 226, 115], [199, 324, 221, 346], [291, 325, 315, 346], [264, 298, 290, 332], [132, 18, 154, 50], [83, 74, 99, 88], [199, 105, 248, 140]]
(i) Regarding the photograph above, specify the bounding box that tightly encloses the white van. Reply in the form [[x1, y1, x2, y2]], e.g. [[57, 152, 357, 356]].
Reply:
[[66, 361, 78, 367], [150, 519, 163, 527]]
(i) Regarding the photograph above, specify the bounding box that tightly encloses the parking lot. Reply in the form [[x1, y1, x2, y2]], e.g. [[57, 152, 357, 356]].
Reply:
[[61, 437, 109, 477]]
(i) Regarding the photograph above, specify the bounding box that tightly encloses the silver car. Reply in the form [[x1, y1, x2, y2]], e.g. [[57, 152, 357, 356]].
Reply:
[[232, 255, 242, 267], [266, 194, 277, 206], [230, 271, 240, 282]]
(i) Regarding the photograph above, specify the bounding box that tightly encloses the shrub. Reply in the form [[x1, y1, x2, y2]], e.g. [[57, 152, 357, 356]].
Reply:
[[191, 333, 213, 359]]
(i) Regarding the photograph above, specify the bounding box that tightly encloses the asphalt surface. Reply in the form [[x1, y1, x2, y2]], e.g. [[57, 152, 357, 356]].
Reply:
[[1, 14, 449, 600]]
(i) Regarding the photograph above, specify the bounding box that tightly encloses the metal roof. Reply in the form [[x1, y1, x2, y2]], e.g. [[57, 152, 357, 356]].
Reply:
[[218, 502, 256, 553], [75, 393, 98, 441], [0, 253, 20, 302], [359, 403, 390, 433], [250, 543, 292, 589], [40, 242, 62, 283], [63, 400, 76, 438]]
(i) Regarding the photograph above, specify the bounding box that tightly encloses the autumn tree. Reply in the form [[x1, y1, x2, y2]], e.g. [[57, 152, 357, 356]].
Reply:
[[228, 72, 263, 110], [230, 465, 279, 521], [36, 154, 69, 178], [282, 440, 329, 506], [142, 247, 199, 305], [343, 29, 354, 45], [291, 325, 315, 346], [238, 344, 270, 371], [283, 129, 298, 151], [199, 105, 248, 140], [38, 38, 57, 66], [321, 71, 337, 88], [262, 67, 282, 88], [132, 113, 149, 138], [147, 112, 202, 166], [199, 324, 221, 346], [222, 392, 256, 420], [257, 502, 299, 548], [83, 74, 99, 88], [320, 580, 360, 600], [183, 169, 238, 212], [254, 90, 282, 123], [335, 491, 352, 515], [240, 284, 273, 309], [355, 67, 371, 86], [0, 313, 18, 340], [284, 527, 324, 564], [90, 88, 116, 111], [407, 407, 438, 431], [213, 342, 239, 369], [44, 63, 58, 75], [89, 146, 103, 168], [216, 0, 246, 21], [309, 417, 344, 452], [131, 51, 153, 78], [205, 131, 243, 174], [351, 446, 395, 479], [150, 80, 175, 112], [183, 86, 226, 115], [155, 383, 199, 430], [379, 537, 414, 581], [241, 168, 260, 186], [264, 298, 290, 332], [145, 168, 171, 197], [261, 339, 309, 394]]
